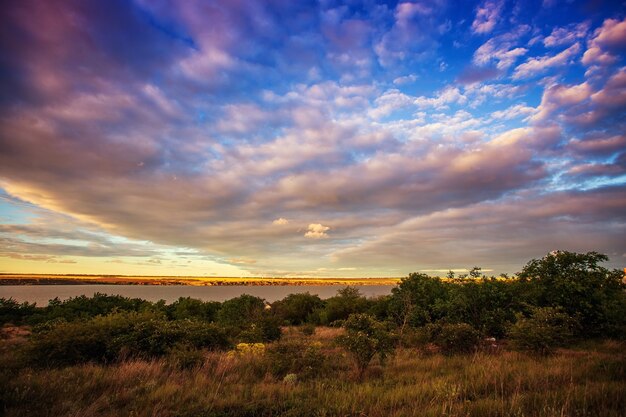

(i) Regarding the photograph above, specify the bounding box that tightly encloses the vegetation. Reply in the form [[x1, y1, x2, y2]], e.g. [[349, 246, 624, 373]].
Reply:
[[336, 313, 396, 377], [0, 250, 624, 416]]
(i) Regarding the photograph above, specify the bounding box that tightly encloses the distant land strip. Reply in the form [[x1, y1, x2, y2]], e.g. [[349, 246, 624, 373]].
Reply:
[[0, 274, 402, 286]]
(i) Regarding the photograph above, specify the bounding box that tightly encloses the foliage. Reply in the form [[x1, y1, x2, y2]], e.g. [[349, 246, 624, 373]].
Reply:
[[166, 342, 205, 370], [26, 312, 229, 366], [517, 250, 625, 337], [229, 342, 266, 357], [265, 339, 327, 380], [336, 313, 396, 376], [0, 298, 37, 325], [300, 323, 316, 336], [319, 287, 370, 325], [388, 273, 448, 329], [426, 322, 482, 355], [1, 340, 625, 417], [444, 278, 521, 338], [167, 297, 220, 322], [508, 307, 577, 355], [271, 292, 323, 325], [236, 314, 282, 343], [217, 294, 265, 327]]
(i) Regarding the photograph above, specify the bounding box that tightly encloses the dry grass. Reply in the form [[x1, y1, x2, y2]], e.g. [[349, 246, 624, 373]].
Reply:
[[1, 330, 624, 417]]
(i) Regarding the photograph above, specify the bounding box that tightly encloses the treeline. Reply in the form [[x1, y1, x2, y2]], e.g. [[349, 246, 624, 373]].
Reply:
[[1, 251, 624, 367]]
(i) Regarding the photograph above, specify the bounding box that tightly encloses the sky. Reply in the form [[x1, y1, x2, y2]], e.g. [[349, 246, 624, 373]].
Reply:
[[0, 0, 625, 278]]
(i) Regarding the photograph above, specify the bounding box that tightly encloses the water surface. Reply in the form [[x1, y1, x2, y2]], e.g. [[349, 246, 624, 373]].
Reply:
[[0, 284, 395, 305]]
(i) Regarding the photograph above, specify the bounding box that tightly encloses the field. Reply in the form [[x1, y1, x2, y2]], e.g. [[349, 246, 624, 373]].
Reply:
[[1, 326, 624, 417], [0, 273, 402, 286]]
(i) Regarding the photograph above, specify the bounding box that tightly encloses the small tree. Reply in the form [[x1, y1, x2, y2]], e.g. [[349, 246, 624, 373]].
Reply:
[[517, 251, 625, 338], [336, 314, 395, 378], [508, 307, 576, 355], [271, 292, 323, 325]]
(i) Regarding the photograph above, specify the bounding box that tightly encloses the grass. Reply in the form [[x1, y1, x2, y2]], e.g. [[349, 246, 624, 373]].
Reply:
[[1, 329, 624, 417]]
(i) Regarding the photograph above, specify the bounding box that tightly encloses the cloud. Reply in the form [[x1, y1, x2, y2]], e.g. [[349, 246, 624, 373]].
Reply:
[[512, 43, 580, 79], [491, 104, 536, 120], [456, 66, 500, 84], [582, 18, 626, 67], [0, 0, 624, 275], [304, 224, 330, 239], [544, 22, 589, 47], [227, 258, 257, 265], [531, 81, 592, 122], [331, 187, 626, 271], [414, 87, 467, 109], [471, 0, 504, 34], [473, 26, 530, 70]]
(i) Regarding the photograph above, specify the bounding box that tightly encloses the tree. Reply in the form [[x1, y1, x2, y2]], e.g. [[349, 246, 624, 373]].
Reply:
[[517, 251, 625, 337], [336, 314, 395, 378], [319, 286, 369, 325], [388, 273, 448, 329], [271, 292, 323, 325], [168, 297, 220, 322], [508, 307, 576, 355], [217, 294, 265, 328]]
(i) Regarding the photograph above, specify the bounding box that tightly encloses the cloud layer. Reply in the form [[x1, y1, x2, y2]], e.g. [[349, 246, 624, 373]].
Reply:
[[0, 0, 625, 276]]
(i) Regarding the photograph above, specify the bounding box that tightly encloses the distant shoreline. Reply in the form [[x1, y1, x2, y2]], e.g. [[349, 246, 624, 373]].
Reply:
[[0, 274, 402, 286]]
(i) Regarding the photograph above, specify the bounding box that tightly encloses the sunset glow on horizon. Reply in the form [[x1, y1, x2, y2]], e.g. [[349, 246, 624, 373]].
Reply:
[[0, 0, 625, 277]]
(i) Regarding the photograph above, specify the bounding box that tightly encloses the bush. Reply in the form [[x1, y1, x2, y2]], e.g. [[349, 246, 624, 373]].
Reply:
[[336, 314, 396, 377], [168, 297, 221, 322], [426, 322, 481, 355], [388, 273, 449, 328], [319, 287, 370, 325], [508, 307, 576, 355], [114, 319, 230, 358], [517, 250, 625, 338], [236, 315, 282, 343], [265, 339, 326, 380], [271, 293, 323, 325], [27, 312, 230, 366], [166, 343, 205, 370], [217, 295, 265, 328], [300, 323, 316, 336], [0, 298, 37, 325]]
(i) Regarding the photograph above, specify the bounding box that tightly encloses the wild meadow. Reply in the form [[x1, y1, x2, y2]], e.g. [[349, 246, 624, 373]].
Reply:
[[0, 251, 624, 416]]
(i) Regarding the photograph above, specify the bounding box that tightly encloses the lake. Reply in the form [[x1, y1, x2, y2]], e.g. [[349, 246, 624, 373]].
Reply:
[[0, 284, 395, 305]]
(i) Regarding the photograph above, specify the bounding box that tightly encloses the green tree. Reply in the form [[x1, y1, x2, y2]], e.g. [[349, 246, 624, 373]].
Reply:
[[444, 278, 520, 338], [388, 273, 449, 330], [336, 314, 395, 378], [518, 251, 625, 337], [319, 287, 369, 325], [271, 292, 323, 325], [508, 307, 577, 355], [217, 294, 265, 328], [168, 297, 220, 322]]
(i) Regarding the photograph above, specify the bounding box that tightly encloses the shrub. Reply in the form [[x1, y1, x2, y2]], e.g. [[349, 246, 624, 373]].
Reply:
[[319, 287, 370, 325], [236, 315, 282, 343], [508, 307, 576, 355], [388, 273, 449, 329], [271, 293, 323, 325], [0, 298, 37, 325], [166, 343, 205, 370], [27, 312, 230, 366], [217, 295, 265, 328], [300, 323, 315, 336], [265, 339, 326, 380], [336, 314, 396, 377], [112, 318, 230, 358], [426, 322, 481, 355], [517, 250, 625, 338], [168, 297, 221, 322]]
